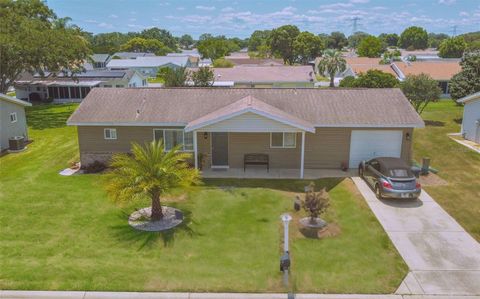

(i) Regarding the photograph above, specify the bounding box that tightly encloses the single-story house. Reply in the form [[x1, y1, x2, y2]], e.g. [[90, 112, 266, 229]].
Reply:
[[67, 88, 424, 178], [107, 56, 196, 77], [391, 61, 461, 96], [204, 66, 315, 88], [458, 91, 480, 144], [15, 70, 147, 103], [0, 93, 31, 152]]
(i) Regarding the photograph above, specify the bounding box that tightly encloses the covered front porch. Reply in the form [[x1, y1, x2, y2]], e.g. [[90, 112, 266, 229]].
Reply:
[[186, 96, 317, 179]]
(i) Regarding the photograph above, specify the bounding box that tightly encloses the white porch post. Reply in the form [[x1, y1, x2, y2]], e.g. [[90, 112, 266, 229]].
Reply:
[[193, 131, 198, 169], [300, 131, 305, 179]]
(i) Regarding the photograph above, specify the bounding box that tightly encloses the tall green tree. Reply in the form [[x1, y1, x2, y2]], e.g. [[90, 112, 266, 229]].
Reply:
[[328, 32, 348, 50], [400, 73, 441, 114], [139, 27, 178, 51], [449, 50, 480, 102], [0, 0, 91, 93], [316, 49, 347, 87], [357, 36, 383, 58], [269, 25, 300, 64], [293, 31, 325, 64], [104, 141, 200, 221], [179, 34, 194, 49], [190, 67, 214, 87], [378, 33, 399, 47], [340, 70, 399, 88], [120, 37, 171, 55], [428, 32, 449, 49], [398, 26, 428, 50], [197, 37, 239, 60], [348, 31, 370, 49], [90, 32, 130, 54], [248, 30, 271, 51], [164, 67, 189, 87], [438, 36, 467, 58]]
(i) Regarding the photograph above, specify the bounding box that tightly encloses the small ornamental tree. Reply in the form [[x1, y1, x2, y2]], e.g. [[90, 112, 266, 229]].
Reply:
[[164, 67, 188, 87], [191, 67, 214, 87], [349, 69, 399, 88], [302, 182, 330, 224], [400, 73, 441, 114], [104, 141, 200, 221]]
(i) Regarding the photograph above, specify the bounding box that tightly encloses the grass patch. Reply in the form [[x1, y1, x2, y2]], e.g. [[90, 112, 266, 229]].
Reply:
[[0, 104, 407, 292], [414, 100, 480, 241], [147, 77, 165, 84]]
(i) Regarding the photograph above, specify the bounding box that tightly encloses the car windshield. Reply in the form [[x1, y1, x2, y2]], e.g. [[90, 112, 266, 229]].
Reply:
[[389, 168, 411, 178]]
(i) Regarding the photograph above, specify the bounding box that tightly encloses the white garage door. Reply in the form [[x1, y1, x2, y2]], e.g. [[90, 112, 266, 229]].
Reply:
[[349, 130, 403, 168]]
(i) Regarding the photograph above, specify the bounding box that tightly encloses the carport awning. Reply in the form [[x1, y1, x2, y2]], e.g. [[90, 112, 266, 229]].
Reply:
[[184, 95, 315, 133]]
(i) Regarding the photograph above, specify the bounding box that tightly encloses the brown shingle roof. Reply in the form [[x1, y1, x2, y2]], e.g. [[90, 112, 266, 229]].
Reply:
[[394, 61, 461, 80], [211, 66, 314, 83], [344, 57, 398, 77], [67, 88, 424, 128]]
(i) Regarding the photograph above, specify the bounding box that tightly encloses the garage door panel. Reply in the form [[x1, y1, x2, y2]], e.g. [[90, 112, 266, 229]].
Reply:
[[349, 130, 403, 168]]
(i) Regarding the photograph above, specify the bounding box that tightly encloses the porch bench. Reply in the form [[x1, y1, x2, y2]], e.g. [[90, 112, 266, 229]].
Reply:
[[244, 153, 269, 172]]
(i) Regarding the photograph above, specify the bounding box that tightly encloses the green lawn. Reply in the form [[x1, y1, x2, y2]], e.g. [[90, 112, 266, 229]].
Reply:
[[0, 104, 407, 293], [413, 100, 480, 241], [147, 77, 165, 84]]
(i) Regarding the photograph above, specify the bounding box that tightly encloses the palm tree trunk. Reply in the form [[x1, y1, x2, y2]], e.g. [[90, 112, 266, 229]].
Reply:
[[330, 75, 335, 88], [151, 192, 163, 221]]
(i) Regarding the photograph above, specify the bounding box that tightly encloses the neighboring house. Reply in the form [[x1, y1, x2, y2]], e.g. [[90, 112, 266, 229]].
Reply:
[[112, 52, 156, 59], [204, 66, 315, 88], [0, 93, 31, 152], [91, 54, 111, 69], [15, 70, 147, 103], [392, 61, 461, 96], [107, 56, 196, 77], [344, 57, 398, 77], [67, 88, 424, 178], [458, 92, 480, 144]]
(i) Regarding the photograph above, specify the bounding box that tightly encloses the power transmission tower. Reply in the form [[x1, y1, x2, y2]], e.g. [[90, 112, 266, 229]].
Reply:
[[352, 17, 360, 33], [452, 25, 457, 37]]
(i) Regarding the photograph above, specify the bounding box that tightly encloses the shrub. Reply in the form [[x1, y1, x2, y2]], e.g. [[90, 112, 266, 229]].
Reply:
[[213, 58, 234, 68]]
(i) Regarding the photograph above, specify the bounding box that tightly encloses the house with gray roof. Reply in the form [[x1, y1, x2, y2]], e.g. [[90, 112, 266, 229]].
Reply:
[[0, 93, 31, 152], [107, 56, 196, 77], [67, 88, 424, 178], [15, 69, 147, 103], [458, 92, 480, 144]]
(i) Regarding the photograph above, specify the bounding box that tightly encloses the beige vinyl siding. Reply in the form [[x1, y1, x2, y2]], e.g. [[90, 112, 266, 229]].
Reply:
[[200, 112, 301, 133], [304, 128, 351, 169], [228, 133, 301, 168]]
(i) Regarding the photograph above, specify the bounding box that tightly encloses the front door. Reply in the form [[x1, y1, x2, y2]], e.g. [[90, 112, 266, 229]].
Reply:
[[211, 132, 229, 167]]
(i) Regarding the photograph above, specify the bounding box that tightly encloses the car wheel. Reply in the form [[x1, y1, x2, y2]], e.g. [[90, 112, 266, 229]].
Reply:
[[375, 184, 383, 199]]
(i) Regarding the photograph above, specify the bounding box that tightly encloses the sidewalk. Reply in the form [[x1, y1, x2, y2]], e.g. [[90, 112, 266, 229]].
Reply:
[[1, 290, 480, 299]]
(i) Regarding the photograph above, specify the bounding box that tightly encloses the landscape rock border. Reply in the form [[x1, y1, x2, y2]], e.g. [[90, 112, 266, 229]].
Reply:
[[128, 206, 183, 232]]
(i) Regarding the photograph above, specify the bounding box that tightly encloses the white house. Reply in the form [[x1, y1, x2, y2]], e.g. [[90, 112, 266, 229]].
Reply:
[[458, 92, 480, 144], [15, 69, 147, 103]]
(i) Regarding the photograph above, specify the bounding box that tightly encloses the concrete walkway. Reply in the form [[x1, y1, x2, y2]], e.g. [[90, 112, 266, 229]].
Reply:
[[352, 177, 480, 296], [1, 291, 480, 299]]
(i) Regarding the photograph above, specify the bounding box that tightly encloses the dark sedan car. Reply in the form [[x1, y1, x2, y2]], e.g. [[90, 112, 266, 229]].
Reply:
[[358, 157, 421, 199]]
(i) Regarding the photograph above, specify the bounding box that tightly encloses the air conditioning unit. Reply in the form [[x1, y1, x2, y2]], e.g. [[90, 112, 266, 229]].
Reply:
[[8, 136, 26, 152]]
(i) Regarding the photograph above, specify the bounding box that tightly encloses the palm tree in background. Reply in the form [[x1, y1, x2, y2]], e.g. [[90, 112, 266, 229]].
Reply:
[[316, 49, 347, 87], [104, 140, 200, 221]]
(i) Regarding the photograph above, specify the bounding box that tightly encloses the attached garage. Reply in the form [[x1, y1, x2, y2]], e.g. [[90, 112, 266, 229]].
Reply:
[[349, 130, 403, 168]]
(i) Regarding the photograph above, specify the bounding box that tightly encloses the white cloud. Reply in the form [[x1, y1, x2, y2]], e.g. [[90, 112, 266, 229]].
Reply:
[[196, 5, 216, 11], [222, 6, 234, 12], [350, 0, 369, 3], [438, 0, 456, 5], [177, 6, 185, 11], [109, 14, 118, 18], [459, 11, 469, 17]]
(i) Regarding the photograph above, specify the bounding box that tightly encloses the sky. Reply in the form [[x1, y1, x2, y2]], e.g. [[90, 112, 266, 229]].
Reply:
[[47, 0, 480, 38]]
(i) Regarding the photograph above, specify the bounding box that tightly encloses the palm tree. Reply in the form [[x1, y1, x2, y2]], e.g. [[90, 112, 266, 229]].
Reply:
[[104, 140, 200, 221], [316, 49, 347, 87]]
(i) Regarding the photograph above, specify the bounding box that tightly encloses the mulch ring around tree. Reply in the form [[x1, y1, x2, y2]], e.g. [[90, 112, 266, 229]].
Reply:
[[128, 206, 183, 232]]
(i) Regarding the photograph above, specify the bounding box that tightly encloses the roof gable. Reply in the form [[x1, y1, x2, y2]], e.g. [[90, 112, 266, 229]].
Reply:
[[184, 96, 315, 132], [0, 93, 32, 107]]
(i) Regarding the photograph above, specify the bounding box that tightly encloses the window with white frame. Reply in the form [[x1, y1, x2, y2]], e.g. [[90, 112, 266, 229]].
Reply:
[[270, 132, 296, 148], [10, 112, 17, 123], [153, 129, 194, 151], [104, 128, 117, 140]]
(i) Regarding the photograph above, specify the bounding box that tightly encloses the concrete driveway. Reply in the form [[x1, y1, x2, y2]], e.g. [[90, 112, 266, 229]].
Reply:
[[352, 177, 480, 296]]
